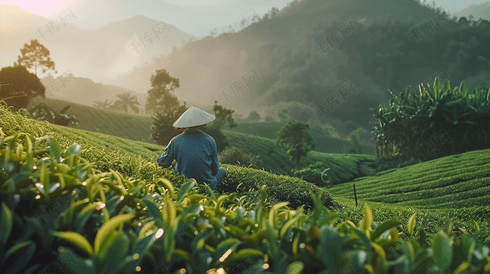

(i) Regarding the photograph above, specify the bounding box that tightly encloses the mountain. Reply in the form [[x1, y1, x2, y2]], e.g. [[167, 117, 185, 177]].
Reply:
[[0, 4, 195, 84], [106, 0, 438, 115], [451, 1, 490, 21]]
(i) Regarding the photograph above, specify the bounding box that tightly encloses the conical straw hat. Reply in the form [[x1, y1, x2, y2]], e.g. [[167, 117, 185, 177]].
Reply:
[[173, 106, 216, 128]]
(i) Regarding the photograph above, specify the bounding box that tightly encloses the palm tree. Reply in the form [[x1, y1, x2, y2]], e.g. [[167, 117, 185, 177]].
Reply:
[[112, 92, 140, 114], [93, 99, 114, 110]]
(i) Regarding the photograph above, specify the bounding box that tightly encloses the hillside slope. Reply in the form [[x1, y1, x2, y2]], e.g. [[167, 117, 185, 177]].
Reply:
[[24, 97, 377, 180], [328, 148, 490, 209]]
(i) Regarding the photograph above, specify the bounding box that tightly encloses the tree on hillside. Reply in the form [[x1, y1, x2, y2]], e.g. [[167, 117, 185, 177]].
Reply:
[[211, 101, 237, 130], [93, 99, 114, 111], [0, 65, 45, 112], [14, 39, 56, 77], [112, 92, 140, 114], [151, 102, 188, 146], [275, 120, 317, 169], [145, 69, 181, 116], [247, 111, 261, 122]]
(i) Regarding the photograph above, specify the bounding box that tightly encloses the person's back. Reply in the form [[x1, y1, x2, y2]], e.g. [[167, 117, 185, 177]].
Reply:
[[169, 128, 219, 187], [156, 106, 226, 190]]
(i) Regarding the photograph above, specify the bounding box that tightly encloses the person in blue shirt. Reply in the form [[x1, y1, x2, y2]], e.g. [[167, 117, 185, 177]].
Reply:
[[156, 106, 227, 190]]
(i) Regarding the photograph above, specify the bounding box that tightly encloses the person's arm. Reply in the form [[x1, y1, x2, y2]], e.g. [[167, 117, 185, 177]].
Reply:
[[156, 139, 175, 168], [211, 141, 219, 176]]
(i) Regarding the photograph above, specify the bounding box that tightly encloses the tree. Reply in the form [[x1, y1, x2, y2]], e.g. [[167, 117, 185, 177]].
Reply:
[[151, 102, 188, 146], [265, 116, 274, 122], [93, 99, 114, 111], [247, 111, 261, 122], [275, 120, 317, 169], [0, 65, 45, 112], [210, 101, 237, 130], [14, 39, 56, 77], [145, 69, 181, 116], [112, 92, 140, 114]]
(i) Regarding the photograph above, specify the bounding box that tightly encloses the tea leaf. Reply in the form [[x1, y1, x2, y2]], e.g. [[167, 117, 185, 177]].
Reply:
[[408, 213, 416, 238], [94, 213, 135, 255], [52, 231, 93, 255]]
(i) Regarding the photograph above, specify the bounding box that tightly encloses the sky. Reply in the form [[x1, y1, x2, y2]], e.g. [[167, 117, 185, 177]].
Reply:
[[1, 0, 487, 38]]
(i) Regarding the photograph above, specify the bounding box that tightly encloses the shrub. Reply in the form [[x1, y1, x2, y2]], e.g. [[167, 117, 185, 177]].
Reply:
[[218, 146, 263, 169], [216, 164, 340, 210], [290, 161, 328, 187], [1, 124, 489, 273]]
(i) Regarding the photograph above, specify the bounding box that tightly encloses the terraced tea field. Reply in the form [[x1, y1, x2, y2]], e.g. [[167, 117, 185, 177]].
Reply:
[[328, 149, 490, 209]]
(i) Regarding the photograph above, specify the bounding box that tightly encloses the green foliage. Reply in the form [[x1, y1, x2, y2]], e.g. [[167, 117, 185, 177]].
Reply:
[[13, 39, 56, 77], [372, 78, 490, 161], [275, 120, 317, 169], [271, 101, 315, 124], [2, 104, 490, 273], [290, 161, 328, 187], [218, 146, 263, 169], [110, 92, 140, 114], [0, 65, 45, 112], [28, 103, 79, 127], [150, 102, 188, 146], [211, 101, 237, 130], [247, 111, 261, 122], [145, 69, 181, 116]]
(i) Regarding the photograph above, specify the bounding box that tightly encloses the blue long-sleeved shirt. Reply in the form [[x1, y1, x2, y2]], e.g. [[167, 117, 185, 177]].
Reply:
[[156, 128, 220, 186]]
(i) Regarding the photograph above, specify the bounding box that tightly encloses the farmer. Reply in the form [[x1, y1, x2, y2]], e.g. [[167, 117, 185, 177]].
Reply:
[[156, 106, 226, 190]]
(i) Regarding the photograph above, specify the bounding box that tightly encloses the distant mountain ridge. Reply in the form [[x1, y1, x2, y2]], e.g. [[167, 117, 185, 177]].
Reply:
[[451, 1, 490, 21], [0, 4, 194, 84]]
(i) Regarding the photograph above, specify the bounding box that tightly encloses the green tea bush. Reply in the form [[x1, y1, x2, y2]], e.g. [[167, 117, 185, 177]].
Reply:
[[1, 128, 490, 273], [290, 161, 329, 187], [217, 164, 340, 210], [218, 145, 263, 169]]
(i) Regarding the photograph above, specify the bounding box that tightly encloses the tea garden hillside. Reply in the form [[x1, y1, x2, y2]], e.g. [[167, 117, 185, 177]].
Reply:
[[2, 52, 490, 273], [3, 10, 490, 274], [2, 78, 490, 273]]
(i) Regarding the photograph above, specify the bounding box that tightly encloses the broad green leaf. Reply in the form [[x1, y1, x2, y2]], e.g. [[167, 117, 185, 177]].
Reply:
[[52, 231, 93, 255], [0, 202, 12, 245], [100, 233, 131, 274], [431, 231, 452, 272], [214, 238, 241, 264], [58, 248, 96, 274], [59, 105, 71, 114], [46, 136, 61, 164], [408, 212, 416, 238], [351, 228, 373, 251], [65, 144, 82, 157], [5, 240, 36, 274], [157, 178, 175, 197], [371, 219, 402, 241], [286, 261, 304, 274], [268, 201, 289, 228], [143, 198, 163, 228], [123, 233, 159, 274], [162, 196, 176, 225], [94, 213, 135, 255], [361, 204, 373, 235], [177, 179, 195, 203], [319, 226, 343, 273]]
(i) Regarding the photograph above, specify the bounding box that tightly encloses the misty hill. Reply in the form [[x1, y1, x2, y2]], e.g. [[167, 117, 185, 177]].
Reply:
[[112, 0, 490, 137], [451, 1, 490, 21], [106, 0, 449, 133], [0, 4, 194, 83]]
